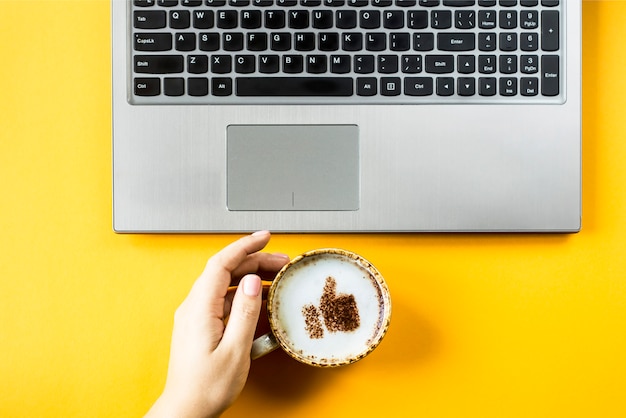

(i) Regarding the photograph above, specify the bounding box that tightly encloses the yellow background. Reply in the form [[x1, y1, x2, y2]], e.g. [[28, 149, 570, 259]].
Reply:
[[1, 1, 625, 417]]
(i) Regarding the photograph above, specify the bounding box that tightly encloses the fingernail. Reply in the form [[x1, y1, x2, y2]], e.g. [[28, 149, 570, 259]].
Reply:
[[273, 252, 290, 261], [252, 230, 270, 237], [243, 275, 262, 297]]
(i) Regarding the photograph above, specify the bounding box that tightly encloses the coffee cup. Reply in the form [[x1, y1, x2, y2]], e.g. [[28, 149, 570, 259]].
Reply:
[[251, 248, 391, 367]]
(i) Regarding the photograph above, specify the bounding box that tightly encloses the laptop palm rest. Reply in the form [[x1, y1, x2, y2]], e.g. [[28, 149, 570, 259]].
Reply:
[[227, 125, 359, 211]]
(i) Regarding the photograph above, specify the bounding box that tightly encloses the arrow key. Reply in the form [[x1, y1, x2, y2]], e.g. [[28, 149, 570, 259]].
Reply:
[[436, 77, 454, 96], [479, 77, 497, 96], [458, 77, 476, 96]]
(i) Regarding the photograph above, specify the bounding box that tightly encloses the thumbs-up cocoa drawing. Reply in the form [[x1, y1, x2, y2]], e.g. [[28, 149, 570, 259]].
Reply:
[[302, 276, 360, 339]]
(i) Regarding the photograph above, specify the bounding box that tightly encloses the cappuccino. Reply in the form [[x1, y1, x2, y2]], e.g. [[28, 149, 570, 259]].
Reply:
[[267, 249, 390, 367]]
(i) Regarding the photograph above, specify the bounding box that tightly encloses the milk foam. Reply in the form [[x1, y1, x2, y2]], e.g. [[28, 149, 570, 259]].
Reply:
[[271, 252, 387, 365]]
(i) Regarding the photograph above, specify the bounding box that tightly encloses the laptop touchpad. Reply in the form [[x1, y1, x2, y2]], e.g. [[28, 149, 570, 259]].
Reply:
[[227, 125, 359, 211]]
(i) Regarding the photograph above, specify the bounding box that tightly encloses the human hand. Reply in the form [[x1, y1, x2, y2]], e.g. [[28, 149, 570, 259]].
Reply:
[[145, 231, 289, 418]]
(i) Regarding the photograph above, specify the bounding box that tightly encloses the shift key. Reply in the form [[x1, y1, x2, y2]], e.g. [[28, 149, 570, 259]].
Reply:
[[134, 55, 184, 74]]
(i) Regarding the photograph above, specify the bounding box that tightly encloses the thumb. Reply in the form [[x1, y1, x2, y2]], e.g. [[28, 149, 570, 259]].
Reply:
[[220, 274, 263, 358]]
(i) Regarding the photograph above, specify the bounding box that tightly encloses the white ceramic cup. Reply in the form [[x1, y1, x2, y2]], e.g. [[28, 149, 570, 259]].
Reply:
[[251, 248, 391, 367]]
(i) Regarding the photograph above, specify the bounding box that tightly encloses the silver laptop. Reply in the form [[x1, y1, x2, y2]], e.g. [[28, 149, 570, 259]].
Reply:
[[112, 0, 581, 233]]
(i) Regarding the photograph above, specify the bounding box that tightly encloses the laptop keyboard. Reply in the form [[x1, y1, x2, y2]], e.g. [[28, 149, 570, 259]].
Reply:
[[130, 0, 564, 104]]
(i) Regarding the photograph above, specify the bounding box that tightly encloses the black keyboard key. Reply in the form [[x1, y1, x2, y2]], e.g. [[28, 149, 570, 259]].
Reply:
[[478, 32, 496, 51], [401, 55, 422, 73], [408, 11, 428, 29], [283, 55, 303, 72], [457, 77, 475, 96], [520, 77, 538, 96], [330, 55, 351, 73], [404, 77, 433, 96], [431, 10, 451, 29], [242, 10, 262, 28], [365, 33, 386, 51], [479, 77, 496, 96], [499, 32, 517, 51], [455, 11, 476, 29], [134, 78, 160, 96], [193, 10, 214, 28], [236, 77, 354, 96], [458, 55, 475, 73], [134, 55, 184, 73], [413, 33, 434, 51], [259, 55, 280, 73], [390, 33, 410, 51], [500, 77, 517, 96], [319, 32, 340, 51], [164, 77, 185, 96], [541, 55, 559, 96], [134, 10, 166, 29], [158, 0, 178, 6], [307, 55, 328, 73], [436, 77, 454, 96], [438, 33, 475, 51], [478, 10, 496, 29], [384, 11, 404, 29], [217, 10, 238, 28], [520, 54, 539, 73], [289, 10, 310, 29], [499, 10, 517, 29], [212, 78, 233, 96], [170, 10, 190, 29], [295, 32, 316, 51], [175, 33, 196, 51], [336, 10, 357, 28], [135, 0, 155, 6], [205, 0, 227, 5], [378, 55, 398, 73], [265, 10, 286, 29], [381, 77, 401, 96], [342, 32, 363, 51], [188, 77, 209, 96], [247, 32, 268, 51], [182, 0, 204, 5], [199, 33, 220, 51], [223, 33, 244, 51], [271, 32, 291, 50], [357, 77, 377, 96], [443, 0, 474, 5], [313, 10, 333, 29], [188, 54, 209, 73], [134, 33, 173, 51], [541, 10, 559, 51], [354, 55, 375, 73], [542, 0, 558, 6], [360, 11, 381, 29], [425, 55, 454, 73], [235, 55, 255, 73], [211, 55, 232, 73]]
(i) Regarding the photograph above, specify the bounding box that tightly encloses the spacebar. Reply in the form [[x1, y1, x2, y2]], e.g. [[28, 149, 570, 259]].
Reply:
[[236, 77, 353, 96]]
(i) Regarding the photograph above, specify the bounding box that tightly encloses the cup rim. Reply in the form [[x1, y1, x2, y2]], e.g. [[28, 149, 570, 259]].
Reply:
[[267, 248, 391, 367]]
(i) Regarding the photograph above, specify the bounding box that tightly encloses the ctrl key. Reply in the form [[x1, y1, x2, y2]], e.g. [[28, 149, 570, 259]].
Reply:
[[134, 78, 160, 96]]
